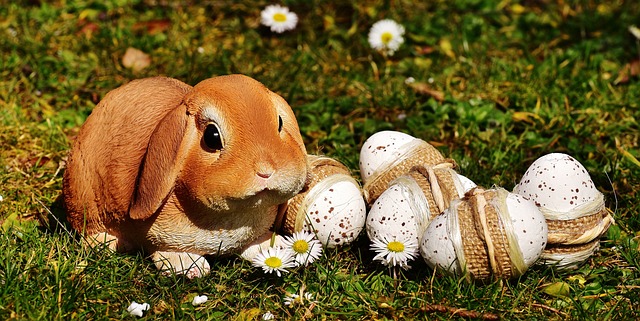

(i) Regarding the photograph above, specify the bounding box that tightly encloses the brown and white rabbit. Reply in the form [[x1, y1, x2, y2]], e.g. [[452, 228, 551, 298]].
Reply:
[[62, 75, 309, 278]]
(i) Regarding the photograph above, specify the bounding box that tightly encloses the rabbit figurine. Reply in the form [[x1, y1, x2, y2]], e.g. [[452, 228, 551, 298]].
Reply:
[[62, 75, 309, 278]]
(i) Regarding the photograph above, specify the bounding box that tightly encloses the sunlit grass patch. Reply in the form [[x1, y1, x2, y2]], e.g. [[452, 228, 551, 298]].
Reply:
[[1, 0, 639, 320]]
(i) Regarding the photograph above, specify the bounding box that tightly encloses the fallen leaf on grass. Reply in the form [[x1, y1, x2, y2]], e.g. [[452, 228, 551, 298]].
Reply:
[[614, 59, 639, 85], [76, 21, 99, 38], [27, 155, 51, 168], [543, 282, 571, 298], [122, 47, 151, 73], [408, 82, 445, 101], [133, 19, 171, 35], [512, 111, 543, 124], [439, 38, 455, 59], [415, 45, 436, 55], [619, 147, 640, 168]]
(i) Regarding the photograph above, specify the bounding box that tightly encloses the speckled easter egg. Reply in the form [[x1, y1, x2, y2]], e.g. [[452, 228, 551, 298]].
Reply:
[[366, 176, 431, 242], [419, 207, 460, 275], [302, 179, 366, 248], [513, 152, 613, 257], [358, 131, 447, 204], [513, 153, 600, 211], [282, 156, 366, 248], [505, 192, 549, 266], [359, 131, 418, 182], [419, 187, 548, 281]]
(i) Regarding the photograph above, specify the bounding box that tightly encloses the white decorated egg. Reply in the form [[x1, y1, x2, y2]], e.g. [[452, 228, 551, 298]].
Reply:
[[505, 192, 549, 266], [419, 187, 548, 281], [513, 152, 613, 266], [359, 130, 418, 182], [419, 208, 460, 275], [366, 176, 432, 242], [303, 178, 366, 248], [282, 155, 366, 248], [513, 153, 600, 212], [358, 130, 447, 204]]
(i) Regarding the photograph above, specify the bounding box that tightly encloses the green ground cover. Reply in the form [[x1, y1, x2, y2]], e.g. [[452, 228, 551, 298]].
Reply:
[[1, 0, 639, 319]]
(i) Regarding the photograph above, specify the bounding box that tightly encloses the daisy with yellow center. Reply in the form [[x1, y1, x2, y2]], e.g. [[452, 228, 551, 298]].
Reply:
[[252, 246, 296, 277], [260, 4, 298, 33], [282, 231, 323, 266], [368, 19, 406, 56], [370, 235, 418, 270]]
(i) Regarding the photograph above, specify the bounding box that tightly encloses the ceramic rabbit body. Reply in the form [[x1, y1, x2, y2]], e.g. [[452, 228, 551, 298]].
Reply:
[[63, 75, 309, 277]]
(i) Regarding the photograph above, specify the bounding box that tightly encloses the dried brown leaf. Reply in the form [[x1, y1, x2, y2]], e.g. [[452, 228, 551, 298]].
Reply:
[[614, 59, 640, 85], [76, 21, 99, 38], [122, 47, 151, 73], [415, 45, 436, 55], [133, 19, 171, 35], [27, 156, 51, 168], [408, 82, 445, 101]]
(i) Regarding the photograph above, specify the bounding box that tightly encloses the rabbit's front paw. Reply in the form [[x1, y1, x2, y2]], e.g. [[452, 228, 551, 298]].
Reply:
[[86, 232, 134, 252], [151, 251, 210, 279]]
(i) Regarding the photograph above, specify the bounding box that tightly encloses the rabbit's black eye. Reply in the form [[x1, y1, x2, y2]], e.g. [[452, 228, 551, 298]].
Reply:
[[278, 115, 283, 133], [203, 123, 223, 151]]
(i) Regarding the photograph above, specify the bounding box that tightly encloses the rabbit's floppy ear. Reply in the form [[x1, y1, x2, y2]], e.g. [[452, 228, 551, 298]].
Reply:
[[129, 103, 190, 220]]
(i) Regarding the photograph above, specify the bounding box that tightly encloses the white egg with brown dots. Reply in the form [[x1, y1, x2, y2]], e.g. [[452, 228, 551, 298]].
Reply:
[[513, 152, 614, 269]]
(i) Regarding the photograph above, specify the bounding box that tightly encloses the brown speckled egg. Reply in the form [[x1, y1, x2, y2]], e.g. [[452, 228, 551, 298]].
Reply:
[[358, 131, 450, 204], [513, 153, 600, 211], [513, 153, 614, 269], [366, 176, 430, 245], [281, 155, 366, 248], [419, 187, 548, 281]]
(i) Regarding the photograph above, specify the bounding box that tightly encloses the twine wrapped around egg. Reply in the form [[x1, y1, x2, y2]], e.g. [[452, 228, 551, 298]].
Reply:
[[422, 187, 547, 281], [455, 188, 529, 280], [409, 164, 467, 217], [536, 196, 613, 270], [539, 239, 601, 270], [540, 193, 614, 245], [366, 162, 468, 246], [279, 155, 366, 248], [362, 139, 452, 204], [513, 153, 615, 269]]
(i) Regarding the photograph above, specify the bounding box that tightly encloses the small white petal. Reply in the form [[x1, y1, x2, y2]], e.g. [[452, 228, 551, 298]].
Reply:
[[127, 301, 150, 317], [192, 295, 208, 306], [262, 311, 275, 320], [283, 293, 299, 306]]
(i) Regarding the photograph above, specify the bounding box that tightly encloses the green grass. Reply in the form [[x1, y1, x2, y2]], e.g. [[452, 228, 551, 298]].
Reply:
[[1, 0, 639, 319]]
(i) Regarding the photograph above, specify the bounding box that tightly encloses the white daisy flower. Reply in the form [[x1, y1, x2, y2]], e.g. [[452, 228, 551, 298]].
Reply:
[[284, 291, 316, 307], [126, 301, 150, 317], [282, 231, 323, 266], [192, 295, 208, 306], [370, 235, 419, 270], [252, 246, 296, 277], [262, 311, 275, 320], [368, 19, 405, 56], [260, 4, 298, 33]]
